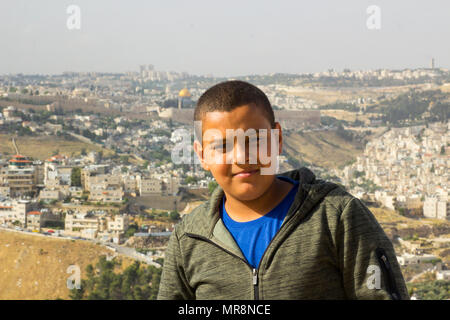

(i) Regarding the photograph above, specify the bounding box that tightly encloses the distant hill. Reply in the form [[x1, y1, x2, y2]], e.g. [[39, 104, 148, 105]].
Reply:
[[0, 229, 136, 300], [283, 130, 364, 169], [0, 133, 114, 160]]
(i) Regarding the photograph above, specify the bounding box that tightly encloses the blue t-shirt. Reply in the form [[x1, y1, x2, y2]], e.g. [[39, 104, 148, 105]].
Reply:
[[220, 176, 299, 269]]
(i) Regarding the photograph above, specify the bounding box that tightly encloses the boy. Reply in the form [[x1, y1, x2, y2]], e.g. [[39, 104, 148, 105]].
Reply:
[[157, 80, 409, 300]]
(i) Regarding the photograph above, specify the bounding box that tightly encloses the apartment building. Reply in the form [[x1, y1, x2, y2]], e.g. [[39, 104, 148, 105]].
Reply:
[[39, 188, 65, 201], [89, 184, 124, 203], [84, 172, 120, 192], [137, 175, 162, 196], [65, 211, 129, 241], [0, 155, 37, 198], [397, 253, 440, 266], [0, 199, 31, 226], [166, 176, 180, 195], [65, 211, 105, 239], [423, 196, 449, 220], [26, 211, 42, 231], [122, 175, 137, 194], [107, 214, 130, 234], [80, 164, 110, 189], [44, 155, 72, 186]]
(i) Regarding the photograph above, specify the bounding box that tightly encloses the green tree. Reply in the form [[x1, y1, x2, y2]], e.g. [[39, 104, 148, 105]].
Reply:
[[120, 155, 129, 164], [184, 176, 197, 185], [69, 255, 162, 300], [208, 181, 218, 195], [169, 210, 180, 221], [71, 167, 82, 187], [124, 224, 139, 238]]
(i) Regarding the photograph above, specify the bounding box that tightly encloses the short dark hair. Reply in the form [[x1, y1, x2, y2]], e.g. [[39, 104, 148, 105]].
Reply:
[[194, 81, 275, 139]]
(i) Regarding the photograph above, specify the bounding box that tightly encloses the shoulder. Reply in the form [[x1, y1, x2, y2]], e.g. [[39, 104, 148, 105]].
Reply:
[[318, 183, 382, 233], [320, 182, 355, 213], [174, 200, 211, 238], [305, 179, 359, 221]]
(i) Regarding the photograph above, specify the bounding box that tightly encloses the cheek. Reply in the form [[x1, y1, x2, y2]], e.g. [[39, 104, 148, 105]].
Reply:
[[209, 164, 231, 180]]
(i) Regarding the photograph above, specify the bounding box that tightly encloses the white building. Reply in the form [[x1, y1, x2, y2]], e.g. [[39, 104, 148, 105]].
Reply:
[[397, 253, 439, 266], [0, 199, 31, 226], [423, 196, 449, 220]]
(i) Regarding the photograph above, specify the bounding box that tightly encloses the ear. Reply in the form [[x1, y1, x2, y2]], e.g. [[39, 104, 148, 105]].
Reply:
[[274, 122, 283, 155], [193, 139, 210, 171]]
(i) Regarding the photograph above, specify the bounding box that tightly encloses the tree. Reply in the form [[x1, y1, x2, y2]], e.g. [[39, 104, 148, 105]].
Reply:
[[71, 167, 82, 187], [69, 255, 162, 300], [124, 224, 138, 238], [169, 210, 180, 221], [184, 176, 197, 185], [120, 155, 129, 165], [208, 181, 218, 195]]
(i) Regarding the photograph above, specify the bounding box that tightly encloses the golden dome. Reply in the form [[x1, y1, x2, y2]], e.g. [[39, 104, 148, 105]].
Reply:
[[178, 88, 191, 98]]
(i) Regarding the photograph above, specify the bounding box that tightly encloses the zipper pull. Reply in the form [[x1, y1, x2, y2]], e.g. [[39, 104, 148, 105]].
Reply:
[[252, 268, 258, 285], [381, 255, 390, 269]]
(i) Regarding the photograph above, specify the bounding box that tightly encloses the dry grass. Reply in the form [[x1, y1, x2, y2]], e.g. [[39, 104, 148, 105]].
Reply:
[[0, 134, 115, 160], [0, 229, 135, 300], [370, 207, 450, 229], [283, 130, 364, 169], [320, 109, 383, 124]]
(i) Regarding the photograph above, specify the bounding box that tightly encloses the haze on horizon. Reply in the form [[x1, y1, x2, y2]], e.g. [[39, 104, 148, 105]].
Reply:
[[1, 0, 449, 77]]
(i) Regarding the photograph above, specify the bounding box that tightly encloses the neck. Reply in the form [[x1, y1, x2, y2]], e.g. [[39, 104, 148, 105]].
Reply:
[[223, 178, 293, 222]]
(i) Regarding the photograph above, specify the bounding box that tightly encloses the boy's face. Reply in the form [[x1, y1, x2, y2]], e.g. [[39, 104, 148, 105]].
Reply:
[[193, 103, 283, 201]]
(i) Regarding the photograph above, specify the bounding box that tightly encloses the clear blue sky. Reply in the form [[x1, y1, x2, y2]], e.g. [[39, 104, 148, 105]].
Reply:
[[1, 0, 449, 76]]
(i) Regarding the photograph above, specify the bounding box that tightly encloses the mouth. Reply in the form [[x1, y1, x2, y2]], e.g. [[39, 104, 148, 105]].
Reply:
[[232, 169, 260, 178]]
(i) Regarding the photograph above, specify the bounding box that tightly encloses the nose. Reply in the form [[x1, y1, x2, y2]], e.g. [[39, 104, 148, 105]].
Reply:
[[233, 139, 247, 164], [233, 137, 257, 165]]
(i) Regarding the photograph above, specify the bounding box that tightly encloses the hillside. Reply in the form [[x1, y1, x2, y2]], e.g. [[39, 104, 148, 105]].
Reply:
[[0, 229, 136, 300], [0, 133, 114, 160], [369, 206, 450, 264], [283, 130, 364, 169]]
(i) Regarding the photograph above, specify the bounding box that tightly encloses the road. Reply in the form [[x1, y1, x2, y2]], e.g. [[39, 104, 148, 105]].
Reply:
[[12, 137, 20, 154]]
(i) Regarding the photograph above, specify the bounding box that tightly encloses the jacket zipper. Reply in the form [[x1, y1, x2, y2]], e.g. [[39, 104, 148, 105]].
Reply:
[[375, 247, 401, 300], [252, 268, 259, 300], [185, 233, 260, 300], [185, 197, 304, 300]]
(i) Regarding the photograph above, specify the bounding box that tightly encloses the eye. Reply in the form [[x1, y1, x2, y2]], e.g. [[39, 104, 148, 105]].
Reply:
[[249, 136, 265, 146], [212, 143, 231, 152], [249, 137, 260, 144]]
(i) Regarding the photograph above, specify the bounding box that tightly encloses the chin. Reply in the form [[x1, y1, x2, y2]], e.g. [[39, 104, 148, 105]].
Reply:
[[233, 185, 267, 201]]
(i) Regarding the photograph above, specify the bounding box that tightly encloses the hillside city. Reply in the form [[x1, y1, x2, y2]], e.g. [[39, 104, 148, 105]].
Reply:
[[0, 65, 449, 299]]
